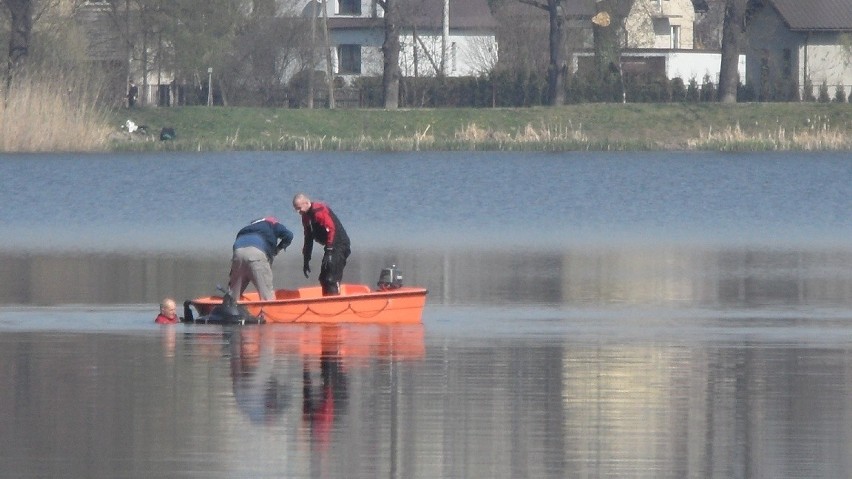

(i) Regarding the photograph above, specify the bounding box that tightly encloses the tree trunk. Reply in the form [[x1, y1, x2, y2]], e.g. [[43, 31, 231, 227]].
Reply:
[[140, 29, 149, 107], [381, 0, 400, 109], [4, 0, 32, 89], [517, 0, 567, 106], [592, 0, 626, 102], [545, 0, 565, 105], [718, 0, 746, 103]]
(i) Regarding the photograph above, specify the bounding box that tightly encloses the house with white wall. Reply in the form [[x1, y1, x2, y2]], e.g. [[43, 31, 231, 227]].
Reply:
[[316, 0, 498, 82], [570, 0, 745, 85], [77, 0, 497, 106], [744, 0, 852, 100], [625, 0, 697, 50]]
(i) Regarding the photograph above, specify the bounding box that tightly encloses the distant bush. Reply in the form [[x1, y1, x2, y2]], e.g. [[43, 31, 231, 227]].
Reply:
[[738, 82, 756, 102], [818, 81, 831, 103], [700, 75, 716, 102], [801, 77, 816, 101], [287, 69, 328, 108], [670, 77, 686, 102], [686, 78, 700, 102], [835, 84, 847, 103], [313, 71, 840, 107]]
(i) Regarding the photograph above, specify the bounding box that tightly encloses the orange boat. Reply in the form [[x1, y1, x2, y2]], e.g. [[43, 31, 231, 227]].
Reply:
[[186, 283, 428, 324], [185, 265, 427, 325]]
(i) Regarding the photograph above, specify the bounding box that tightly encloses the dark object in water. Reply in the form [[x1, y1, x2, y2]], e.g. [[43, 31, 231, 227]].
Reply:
[[183, 288, 264, 325], [160, 127, 176, 141]]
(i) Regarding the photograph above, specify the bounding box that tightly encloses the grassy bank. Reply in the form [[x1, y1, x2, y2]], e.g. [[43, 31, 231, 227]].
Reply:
[[109, 102, 850, 152]]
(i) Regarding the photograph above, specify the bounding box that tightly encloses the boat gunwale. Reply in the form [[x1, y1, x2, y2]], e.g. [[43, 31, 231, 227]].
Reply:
[[190, 286, 428, 308]]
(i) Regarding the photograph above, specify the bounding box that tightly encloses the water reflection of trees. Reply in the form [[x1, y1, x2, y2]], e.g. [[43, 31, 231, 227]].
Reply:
[[4, 246, 852, 307]]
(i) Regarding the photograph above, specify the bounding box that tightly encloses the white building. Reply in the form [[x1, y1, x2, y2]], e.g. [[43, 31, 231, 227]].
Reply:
[[312, 0, 498, 82], [568, 0, 743, 85], [744, 0, 852, 100]]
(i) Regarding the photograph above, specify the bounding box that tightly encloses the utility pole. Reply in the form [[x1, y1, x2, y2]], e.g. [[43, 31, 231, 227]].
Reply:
[[321, 0, 335, 109], [308, 0, 317, 108], [441, 0, 449, 76], [207, 67, 213, 106]]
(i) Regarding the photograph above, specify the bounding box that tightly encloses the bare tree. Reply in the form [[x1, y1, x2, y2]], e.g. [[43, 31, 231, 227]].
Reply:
[[517, 0, 566, 105], [492, 1, 548, 75], [694, 0, 725, 49], [2, 0, 32, 88], [516, 0, 633, 105], [377, 0, 400, 108], [591, 0, 633, 102], [221, 16, 309, 106], [8, 0, 91, 72], [461, 34, 499, 76], [718, 0, 747, 102]]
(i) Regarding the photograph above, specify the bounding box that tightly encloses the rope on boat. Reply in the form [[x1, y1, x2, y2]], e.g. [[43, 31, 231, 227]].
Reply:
[[259, 298, 392, 323]]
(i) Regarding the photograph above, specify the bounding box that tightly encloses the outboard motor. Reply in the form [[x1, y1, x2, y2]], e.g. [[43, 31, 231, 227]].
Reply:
[[208, 291, 247, 323], [185, 286, 265, 325], [377, 265, 403, 291]]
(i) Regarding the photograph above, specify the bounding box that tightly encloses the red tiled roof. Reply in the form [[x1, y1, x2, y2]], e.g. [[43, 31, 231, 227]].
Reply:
[[768, 0, 852, 31]]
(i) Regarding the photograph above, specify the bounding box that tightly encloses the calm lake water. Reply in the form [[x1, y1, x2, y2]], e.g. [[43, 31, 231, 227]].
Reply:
[[2, 151, 852, 478]]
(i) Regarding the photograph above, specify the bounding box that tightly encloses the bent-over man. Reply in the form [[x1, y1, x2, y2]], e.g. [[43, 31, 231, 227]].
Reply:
[[229, 216, 293, 300]]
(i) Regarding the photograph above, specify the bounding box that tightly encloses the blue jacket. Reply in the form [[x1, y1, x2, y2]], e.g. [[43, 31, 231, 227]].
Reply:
[[233, 217, 293, 259]]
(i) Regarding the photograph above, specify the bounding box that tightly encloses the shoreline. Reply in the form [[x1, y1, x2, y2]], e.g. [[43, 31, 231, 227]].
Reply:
[[109, 103, 852, 152]]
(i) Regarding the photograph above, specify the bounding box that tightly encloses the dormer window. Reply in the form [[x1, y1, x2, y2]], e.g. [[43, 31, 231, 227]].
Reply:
[[338, 0, 360, 15], [671, 25, 680, 49]]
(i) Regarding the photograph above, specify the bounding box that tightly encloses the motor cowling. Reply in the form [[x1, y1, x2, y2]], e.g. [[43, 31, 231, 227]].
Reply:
[[377, 265, 403, 290], [209, 292, 246, 323], [185, 290, 265, 325]]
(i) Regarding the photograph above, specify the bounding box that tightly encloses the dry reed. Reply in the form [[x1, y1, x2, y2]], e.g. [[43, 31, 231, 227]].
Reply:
[[0, 74, 112, 152], [690, 118, 852, 151], [455, 121, 588, 144]]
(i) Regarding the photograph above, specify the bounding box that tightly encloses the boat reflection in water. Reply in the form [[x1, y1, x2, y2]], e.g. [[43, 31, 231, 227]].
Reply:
[[227, 323, 425, 437]]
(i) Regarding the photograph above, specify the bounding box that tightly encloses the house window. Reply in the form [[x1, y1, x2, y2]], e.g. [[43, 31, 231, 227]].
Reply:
[[670, 25, 680, 49], [338, 44, 361, 74], [338, 0, 360, 15], [782, 48, 792, 78]]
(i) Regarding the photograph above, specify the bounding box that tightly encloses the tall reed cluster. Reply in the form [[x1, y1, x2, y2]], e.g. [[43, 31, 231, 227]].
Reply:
[[690, 117, 852, 151], [0, 72, 112, 152]]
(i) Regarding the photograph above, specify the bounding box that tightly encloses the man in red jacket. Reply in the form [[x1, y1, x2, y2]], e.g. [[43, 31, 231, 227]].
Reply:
[[154, 298, 180, 324], [292, 193, 351, 296]]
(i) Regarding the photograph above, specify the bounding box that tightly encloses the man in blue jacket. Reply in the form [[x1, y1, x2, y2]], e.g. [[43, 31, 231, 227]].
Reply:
[[229, 217, 294, 300]]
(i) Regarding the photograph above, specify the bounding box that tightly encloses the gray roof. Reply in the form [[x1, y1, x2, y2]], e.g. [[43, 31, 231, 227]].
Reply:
[[408, 0, 498, 29], [329, 0, 497, 30], [768, 0, 852, 31], [558, 0, 708, 17]]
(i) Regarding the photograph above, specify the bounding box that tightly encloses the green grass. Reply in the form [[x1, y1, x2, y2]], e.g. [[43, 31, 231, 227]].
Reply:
[[110, 102, 852, 152]]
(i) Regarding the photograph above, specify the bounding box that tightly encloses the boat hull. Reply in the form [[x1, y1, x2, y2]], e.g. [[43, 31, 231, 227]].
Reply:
[[189, 283, 427, 324]]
